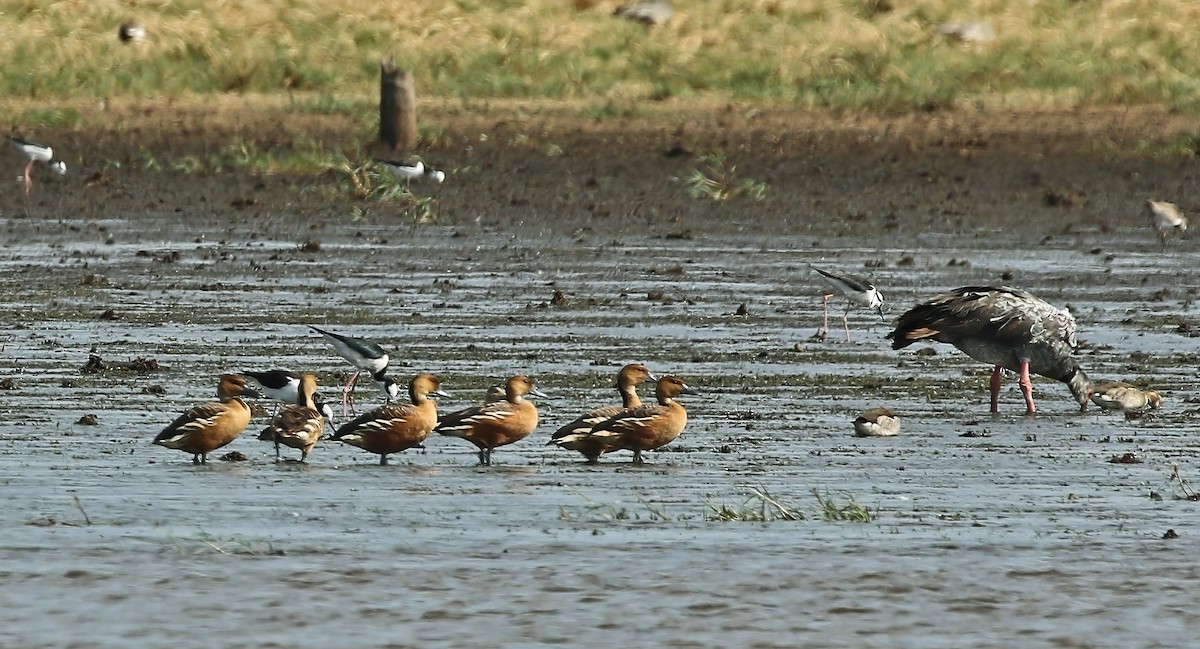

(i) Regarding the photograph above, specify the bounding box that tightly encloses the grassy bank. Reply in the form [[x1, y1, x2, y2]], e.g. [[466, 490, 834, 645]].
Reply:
[[3, 0, 1200, 114]]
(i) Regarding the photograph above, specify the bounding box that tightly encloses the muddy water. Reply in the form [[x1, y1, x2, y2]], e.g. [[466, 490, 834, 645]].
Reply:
[[1, 212, 1198, 648]]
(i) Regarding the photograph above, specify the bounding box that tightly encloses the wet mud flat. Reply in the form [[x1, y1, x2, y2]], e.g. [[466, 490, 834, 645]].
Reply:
[[2, 108, 1200, 646]]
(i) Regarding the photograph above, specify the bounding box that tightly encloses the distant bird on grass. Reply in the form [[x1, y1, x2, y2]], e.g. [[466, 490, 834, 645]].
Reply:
[[10, 137, 66, 195], [853, 408, 900, 437], [887, 286, 1092, 415], [811, 265, 885, 342], [376, 159, 445, 184], [118, 19, 145, 43], [614, 1, 674, 25], [1146, 199, 1187, 244]]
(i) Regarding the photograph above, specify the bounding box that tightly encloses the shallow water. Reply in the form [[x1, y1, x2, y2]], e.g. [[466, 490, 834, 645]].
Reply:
[[1, 212, 1198, 648]]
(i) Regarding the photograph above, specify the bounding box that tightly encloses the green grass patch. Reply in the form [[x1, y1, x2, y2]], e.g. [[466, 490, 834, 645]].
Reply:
[[2, 1, 1200, 111]]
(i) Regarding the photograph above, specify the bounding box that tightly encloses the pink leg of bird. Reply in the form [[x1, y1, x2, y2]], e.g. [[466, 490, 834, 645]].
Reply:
[[23, 160, 34, 195], [989, 366, 1003, 413], [341, 370, 362, 416], [1017, 361, 1036, 415], [841, 309, 851, 342]]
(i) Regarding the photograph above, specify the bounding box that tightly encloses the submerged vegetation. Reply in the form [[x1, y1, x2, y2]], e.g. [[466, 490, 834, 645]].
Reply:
[[559, 487, 876, 523], [2, 1, 1200, 112]]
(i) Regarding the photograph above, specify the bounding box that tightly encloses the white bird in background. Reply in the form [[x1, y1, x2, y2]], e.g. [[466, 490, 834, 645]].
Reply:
[[376, 159, 445, 184], [1146, 199, 1187, 244], [614, 1, 675, 25], [10, 137, 66, 195], [811, 265, 885, 342]]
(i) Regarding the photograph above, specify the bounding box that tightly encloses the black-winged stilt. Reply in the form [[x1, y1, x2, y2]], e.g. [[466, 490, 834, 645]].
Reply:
[[376, 159, 445, 184], [1146, 199, 1187, 244], [309, 325, 393, 416], [10, 137, 66, 195], [811, 265, 885, 342]]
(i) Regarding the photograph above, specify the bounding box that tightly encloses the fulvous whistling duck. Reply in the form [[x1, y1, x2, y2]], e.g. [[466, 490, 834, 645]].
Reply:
[[258, 373, 325, 462], [435, 375, 546, 466], [887, 286, 1092, 415], [550, 363, 656, 463], [153, 374, 260, 464], [853, 407, 900, 437], [332, 373, 449, 465], [584, 375, 694, 464]]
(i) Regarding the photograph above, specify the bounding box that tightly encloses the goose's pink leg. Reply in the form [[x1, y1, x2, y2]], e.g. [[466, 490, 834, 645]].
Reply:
[[820, 293, 832, 340], [989, 366, 1003, 413], [1017, 361, 1036, 415]]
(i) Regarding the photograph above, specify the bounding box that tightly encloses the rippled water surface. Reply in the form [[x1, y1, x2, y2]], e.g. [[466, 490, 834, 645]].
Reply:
[[1, 213, 1198, 648]]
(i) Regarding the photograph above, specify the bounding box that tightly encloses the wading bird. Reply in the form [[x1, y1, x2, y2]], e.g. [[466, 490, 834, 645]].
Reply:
[[581, 376, 695, 464], [550, 363, 656, 463], [1146, 199, 1187, 244], [853, 407, 900, 437], [435, 375, 546, 466], [10, 137, 66, 195], [887, 286, 1092, 415], [811, 265, 884, 342], [310, 325, 395, 415], [153, 374, 260, 464], [258, 373, 326, 462], [332, 373, 449, 465]]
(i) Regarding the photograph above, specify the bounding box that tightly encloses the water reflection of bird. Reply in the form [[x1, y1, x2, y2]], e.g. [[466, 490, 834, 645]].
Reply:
[[1146, 199, 1187, 244], [811, 265, 885, 342], [853, 408, 900, 437], [309, 325, 394, 415], [435, 375, 546, 466], [333, 373, 449, 465], [550, 363, 657, 463], [887, 286, 1092, 415], [10, 137, 66, 195], [583, 376, 694, 464], [258, 373, 325, 462], [153, 374, 260, 464], [1090, 381, 1162, 413]]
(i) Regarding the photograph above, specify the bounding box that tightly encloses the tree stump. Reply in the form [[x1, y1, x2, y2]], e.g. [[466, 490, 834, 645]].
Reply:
[[379, 58, 417, 155]]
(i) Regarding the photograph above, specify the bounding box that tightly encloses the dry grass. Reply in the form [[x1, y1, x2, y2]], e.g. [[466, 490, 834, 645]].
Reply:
[[3, 0, 1200, 112]]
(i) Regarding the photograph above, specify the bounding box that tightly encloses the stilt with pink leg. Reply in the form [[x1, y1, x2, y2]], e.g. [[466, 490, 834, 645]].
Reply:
[[811, 265, 884, 342], [9, 137, 66, 195], [309, 325, 394, 415]]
